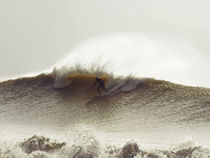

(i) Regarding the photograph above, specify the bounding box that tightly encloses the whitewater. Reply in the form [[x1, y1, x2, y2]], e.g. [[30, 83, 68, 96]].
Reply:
[[0, 64, 210, 158]]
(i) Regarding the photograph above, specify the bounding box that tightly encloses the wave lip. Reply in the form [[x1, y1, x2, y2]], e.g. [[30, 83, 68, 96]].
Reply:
[[52, 66, 143, 96]]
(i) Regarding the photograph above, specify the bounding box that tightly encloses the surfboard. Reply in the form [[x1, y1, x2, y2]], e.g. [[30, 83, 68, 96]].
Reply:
[[84, 93, 110, 100], [84, 96, 97, 99], [84, 95, 104, 99]]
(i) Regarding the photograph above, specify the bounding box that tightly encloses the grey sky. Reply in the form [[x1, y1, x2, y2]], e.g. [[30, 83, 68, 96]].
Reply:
[[0, 0, 210, 86]]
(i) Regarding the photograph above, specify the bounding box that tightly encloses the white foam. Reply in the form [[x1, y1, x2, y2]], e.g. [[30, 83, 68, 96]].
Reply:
[[52, 65, 142, 95]]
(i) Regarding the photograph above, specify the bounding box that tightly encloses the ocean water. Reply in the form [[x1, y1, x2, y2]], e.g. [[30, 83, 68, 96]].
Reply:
[[0, 67, 210, 158]]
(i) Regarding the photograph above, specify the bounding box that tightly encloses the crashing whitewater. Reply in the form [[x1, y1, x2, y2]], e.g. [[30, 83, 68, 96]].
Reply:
[[0, 67, 210, 158]]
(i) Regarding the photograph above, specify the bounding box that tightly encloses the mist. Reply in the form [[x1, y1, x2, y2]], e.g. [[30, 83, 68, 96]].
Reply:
[[55, 33, 209, 87], [0, 0, 210, 87]]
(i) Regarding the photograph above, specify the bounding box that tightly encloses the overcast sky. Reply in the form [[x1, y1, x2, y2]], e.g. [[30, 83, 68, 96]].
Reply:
[[0, 0, 210, 87]]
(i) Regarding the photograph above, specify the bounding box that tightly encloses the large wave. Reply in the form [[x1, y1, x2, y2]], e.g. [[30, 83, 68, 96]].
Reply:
[[1, 66, 210, 157]]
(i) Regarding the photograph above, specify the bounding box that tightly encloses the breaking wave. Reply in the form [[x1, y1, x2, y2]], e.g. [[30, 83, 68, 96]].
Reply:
[[1, 65, 210, 157], [52, 65, 143, 96]]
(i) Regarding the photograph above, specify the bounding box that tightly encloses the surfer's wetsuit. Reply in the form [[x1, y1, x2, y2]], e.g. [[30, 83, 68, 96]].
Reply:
[[92, 77, 107, 94]]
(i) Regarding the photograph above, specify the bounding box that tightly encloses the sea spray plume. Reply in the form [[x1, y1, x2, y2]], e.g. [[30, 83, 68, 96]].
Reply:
[[166, 141, 210, 158], [174, 146, 199, 158], [19, 135, 66, 154], [105, 141, 210, 158], [119, 141, 140, 158], [0, 141, 210, 158], [104, 145, 121, 158], [69, 130, 101, 158]]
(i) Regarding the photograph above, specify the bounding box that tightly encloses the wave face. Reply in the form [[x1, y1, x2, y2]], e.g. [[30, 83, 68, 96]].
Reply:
[[0, 69, 210, 157]]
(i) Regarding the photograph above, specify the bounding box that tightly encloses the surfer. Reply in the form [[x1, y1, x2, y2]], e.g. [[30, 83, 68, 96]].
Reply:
[[92, 77, 107, 95]]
